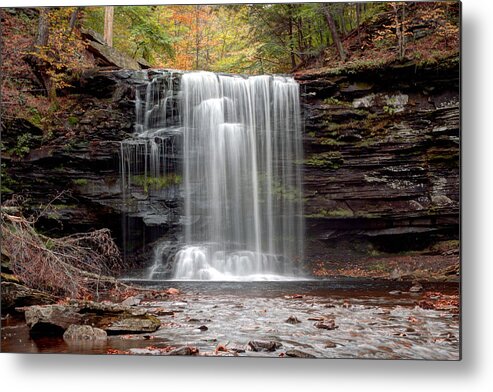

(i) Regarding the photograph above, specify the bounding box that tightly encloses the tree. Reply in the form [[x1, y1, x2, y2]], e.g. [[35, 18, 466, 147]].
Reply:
[[28, 7, 88, 99], [104, 6, 114, 46], [321, 4, 346, 62]]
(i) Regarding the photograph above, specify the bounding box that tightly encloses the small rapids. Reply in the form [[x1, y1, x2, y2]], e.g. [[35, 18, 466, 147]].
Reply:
[[1, 280, 460, 359]]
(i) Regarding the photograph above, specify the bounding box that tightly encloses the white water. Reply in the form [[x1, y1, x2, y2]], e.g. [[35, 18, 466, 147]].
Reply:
[[120, 70, 304, 281], [174, 71, 304, 280]]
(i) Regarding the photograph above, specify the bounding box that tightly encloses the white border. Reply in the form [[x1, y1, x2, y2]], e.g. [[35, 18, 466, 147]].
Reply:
[[2, 0, 492, 391]]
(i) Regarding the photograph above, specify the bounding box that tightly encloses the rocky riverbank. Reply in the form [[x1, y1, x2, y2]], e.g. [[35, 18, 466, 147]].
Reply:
[[1, 279, 459, 359]]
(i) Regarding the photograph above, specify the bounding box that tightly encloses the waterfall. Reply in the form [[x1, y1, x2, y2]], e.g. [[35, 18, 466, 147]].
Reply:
[[119, 70, 182, 274], [174, 71, 304, 280], [120, 70, 304, 281], [120, 70, 180, 199]]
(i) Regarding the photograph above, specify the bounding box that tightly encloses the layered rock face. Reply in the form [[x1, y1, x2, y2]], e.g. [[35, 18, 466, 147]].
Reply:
[[3, 59, 459, 271], [3, 69, 181, 261], [295, 58, 459, 263]]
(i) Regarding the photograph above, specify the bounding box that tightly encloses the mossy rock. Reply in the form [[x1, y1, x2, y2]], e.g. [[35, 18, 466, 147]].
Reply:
[[305, 152, 344, 169]]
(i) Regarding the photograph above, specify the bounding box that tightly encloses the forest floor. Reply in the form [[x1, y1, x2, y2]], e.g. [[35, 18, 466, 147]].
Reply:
[[312, 254, 459, 282]]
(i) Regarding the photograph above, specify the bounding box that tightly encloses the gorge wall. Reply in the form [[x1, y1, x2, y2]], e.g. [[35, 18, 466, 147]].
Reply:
[[295, 57, 460, 266], [2, 58, 460, 273]]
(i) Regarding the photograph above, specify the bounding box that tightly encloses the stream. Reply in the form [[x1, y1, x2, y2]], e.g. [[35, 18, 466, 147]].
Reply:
[[1, 279, 460, 359]]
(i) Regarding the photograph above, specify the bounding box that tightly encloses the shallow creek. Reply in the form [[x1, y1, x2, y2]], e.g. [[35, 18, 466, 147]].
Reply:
[[1, 279, 460, 359]]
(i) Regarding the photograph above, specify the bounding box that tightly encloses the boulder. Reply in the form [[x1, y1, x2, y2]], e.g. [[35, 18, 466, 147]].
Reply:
[[21, 300, 161, 337], [1, 282, 57, 312], [63, 324, 107, 341], [247, 340, 282, 352], [24, 304, 83, 336], [167, 346, 199, 356], [104, 315, 161, 334], [285, 349, 316, 358]]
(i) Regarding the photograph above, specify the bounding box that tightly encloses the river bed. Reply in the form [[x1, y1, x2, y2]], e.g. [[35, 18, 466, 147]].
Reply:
[[1, 279, 460, 360]]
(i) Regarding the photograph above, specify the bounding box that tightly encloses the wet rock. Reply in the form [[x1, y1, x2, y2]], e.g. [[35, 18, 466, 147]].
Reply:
[[187, 317, 212, 323], [165, 288, 180, 295], [24, 305, 83, 336], [286, 349, 316, 358], [285, 349, 316, 358], [22, 301, 160, 336], [2, 282, 57, 311], [121, 296, 141, 306], [167, 346, 199, 356], [104, 315, 161, 334], [285, 315, 301, 324], [409, 282, 424, 293], [63, 324, 107, 341], [247, 340, 283, 352], [324, 340, 337, 348], [314, 319, 338, 330], [229, 344, 246, 354]]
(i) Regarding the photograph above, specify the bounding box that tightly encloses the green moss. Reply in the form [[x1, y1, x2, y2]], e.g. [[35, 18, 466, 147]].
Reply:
[[132, 173, 182, 192], [323, 97, 352, 107], [8, 133, 32, 158], [1, 163, 17, 195], [72, 178, 89, 186], [427, 151, 459, 168], [367, 261, 388, 271], [305, 151, 344, 169], [67, 116, 79, 126], [28, 108, 43, 128], [317, 138, 343, 146], [307, 208, 354, 218]]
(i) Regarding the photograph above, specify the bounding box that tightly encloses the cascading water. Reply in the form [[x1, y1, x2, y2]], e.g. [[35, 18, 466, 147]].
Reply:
[[121, 70, 304, 281], [119, 70, 182, 276], [174, 71, 304, 280]]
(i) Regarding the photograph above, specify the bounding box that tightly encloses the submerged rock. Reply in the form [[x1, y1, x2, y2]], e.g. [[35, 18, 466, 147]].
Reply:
[[247, 340, 283, 352], [314, 319, 338, 330], [285, 315, 302, 324], [167, 346, 199, 356], [285, 349, 316, 358], [63, 324, 107, 341]]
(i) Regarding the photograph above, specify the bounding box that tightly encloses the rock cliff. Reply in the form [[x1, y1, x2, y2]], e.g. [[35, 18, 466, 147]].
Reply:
[[2, 57, 460, 272], [295, 56, 459, 263]]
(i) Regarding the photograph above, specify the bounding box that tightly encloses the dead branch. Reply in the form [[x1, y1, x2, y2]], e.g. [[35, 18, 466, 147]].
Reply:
[[1, 205, 125, 298]]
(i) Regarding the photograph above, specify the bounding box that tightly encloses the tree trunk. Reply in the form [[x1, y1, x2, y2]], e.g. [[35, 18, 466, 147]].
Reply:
[[30, 8, 55, 99], [401, 4, 407, 60], [288, 11, 296, 69], [36, 7, 50, 47], [195, 6, 200, 69], [104, 6, 114, 47], [67, 7, 82, 36], [322, 5, 346, 62], [356, 3, 362, 47]]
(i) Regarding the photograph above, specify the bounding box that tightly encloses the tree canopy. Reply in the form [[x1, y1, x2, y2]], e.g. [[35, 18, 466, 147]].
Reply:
[[79, 2, 460, 74]]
